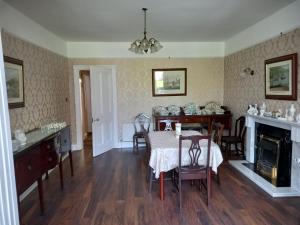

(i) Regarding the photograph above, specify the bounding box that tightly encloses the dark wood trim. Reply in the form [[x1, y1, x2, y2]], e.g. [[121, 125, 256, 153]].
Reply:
[[265, 53, 298, 101], [152, 68, 187, 97], [4, 56, 25, 108]]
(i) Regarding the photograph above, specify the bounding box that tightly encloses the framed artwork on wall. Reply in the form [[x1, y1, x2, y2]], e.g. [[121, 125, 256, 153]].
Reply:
[[4, 56, 25, 108], [265, 53, 297, 100], [152, 68, 187, 97]]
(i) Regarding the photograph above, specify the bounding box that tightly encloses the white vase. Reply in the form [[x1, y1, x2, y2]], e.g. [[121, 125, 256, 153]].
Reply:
[[289, 104, 296, 121]]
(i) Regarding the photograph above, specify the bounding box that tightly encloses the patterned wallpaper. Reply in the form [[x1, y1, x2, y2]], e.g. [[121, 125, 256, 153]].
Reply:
[[4, 26, 299, 146], [2, 32, 70, 133], [68, 58, 224, 143], [224, 28, 300, 121]]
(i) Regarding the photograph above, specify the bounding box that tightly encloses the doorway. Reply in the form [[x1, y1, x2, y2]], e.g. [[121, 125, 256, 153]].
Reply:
[[79, 70, 92, 151], [73, 65, 118, 156]]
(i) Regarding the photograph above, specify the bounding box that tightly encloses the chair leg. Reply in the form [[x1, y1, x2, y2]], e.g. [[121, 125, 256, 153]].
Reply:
[[69, 150, 74, 176], [241, 142, 245, 159], [225, 143, 229, 160], [59, 155, 64, 190], [235, 143, 239, 156], [179, 175, 182, 210], [216, 168, 220, 185], [136, 138, 139, 154], [207, 169, 211, 207], [149, 167, 153, 193], [132, 136, 136, 153]]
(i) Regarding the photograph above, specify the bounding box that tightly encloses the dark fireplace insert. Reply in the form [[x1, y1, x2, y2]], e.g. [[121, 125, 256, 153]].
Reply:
[[244, 123, 292, 187]]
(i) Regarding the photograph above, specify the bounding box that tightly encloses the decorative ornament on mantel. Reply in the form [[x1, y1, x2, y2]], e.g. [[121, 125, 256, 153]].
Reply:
[[129, 8, 163, 54]]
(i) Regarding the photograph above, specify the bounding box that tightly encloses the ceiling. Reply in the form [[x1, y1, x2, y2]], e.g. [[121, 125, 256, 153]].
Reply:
[[4, 0, 295, 42]]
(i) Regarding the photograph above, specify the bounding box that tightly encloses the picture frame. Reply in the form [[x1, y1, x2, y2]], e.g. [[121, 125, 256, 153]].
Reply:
[[4, 56, 25, 108], [265, 53, 297, 100], [152, 68, 187, 97]]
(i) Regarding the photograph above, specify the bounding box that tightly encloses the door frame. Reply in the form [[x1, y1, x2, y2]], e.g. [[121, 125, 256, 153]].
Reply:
[[0, 32, 20, 224], [73, 65, 118, 151]]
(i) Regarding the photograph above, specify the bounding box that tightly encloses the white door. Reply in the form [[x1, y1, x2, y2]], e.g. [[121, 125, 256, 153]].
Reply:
[[90, 66, 115, 157]]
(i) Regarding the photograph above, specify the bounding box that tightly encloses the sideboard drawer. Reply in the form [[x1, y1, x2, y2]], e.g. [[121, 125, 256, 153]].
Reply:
[[14, 147, 42, 194], [180, 115, 210, 123], [40, 136, 59, 172]]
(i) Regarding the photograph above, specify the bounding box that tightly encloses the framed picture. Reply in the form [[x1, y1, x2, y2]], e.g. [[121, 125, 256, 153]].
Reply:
[[265, 53, 297, 100], [152, 68, 187, 97], [4, 56, 25, 108]]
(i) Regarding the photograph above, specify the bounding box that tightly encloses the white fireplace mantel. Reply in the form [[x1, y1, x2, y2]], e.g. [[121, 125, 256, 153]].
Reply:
[[229, 114, 300, 197], [246, 114, 300, 163]]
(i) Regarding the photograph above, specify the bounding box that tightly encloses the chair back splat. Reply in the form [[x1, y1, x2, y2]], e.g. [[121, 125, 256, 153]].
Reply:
[[176, 135, 212, 208], [235, 116, 246, 140], [210, 121, 224, 146], [179, 135, 211, 169], [134, 113, 151, 133], [132, 113, 151, 153], [158, 119, 179, 131]]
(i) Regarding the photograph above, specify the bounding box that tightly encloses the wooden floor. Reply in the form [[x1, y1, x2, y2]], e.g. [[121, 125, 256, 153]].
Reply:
[[20, 140, 300, 225]]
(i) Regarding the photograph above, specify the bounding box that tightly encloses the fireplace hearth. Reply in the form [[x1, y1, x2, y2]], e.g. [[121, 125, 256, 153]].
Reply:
[[231, 114, 300, 197]]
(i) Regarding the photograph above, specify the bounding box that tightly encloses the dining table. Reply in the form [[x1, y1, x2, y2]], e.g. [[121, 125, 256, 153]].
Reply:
[[148, 130, 223, 200]]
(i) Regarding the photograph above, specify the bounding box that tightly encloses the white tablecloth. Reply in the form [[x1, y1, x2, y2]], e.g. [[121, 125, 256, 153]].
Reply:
[[148, 130, 223, 179]]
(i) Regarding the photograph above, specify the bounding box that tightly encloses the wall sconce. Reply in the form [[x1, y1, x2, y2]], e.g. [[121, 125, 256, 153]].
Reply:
[[240, 67, 254, 77]]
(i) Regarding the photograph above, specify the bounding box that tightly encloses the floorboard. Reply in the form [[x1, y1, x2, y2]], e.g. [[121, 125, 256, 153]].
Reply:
[[20, 139, 300, 225]]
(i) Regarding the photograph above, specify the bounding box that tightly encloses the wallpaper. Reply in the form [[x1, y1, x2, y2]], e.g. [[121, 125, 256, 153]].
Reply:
[[68, 58, 224, 143], [224, 28, 300, 121], [2, 32, 70, 133]]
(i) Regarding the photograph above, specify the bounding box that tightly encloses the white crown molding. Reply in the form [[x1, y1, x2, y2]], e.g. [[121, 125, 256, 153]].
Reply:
[[225, 0, 300, 56], [67, 42, 225, 58], [0, 0, 67, 56], [1, 0, 300, 59]]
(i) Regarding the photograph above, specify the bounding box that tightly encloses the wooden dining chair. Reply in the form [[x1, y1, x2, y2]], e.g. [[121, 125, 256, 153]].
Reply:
[[221, 116, 246, 160], [210, 121, 224, 146], [158, 119, 179, 131], [132, 113, 151, 153], [174, 135, 212, 209], [210, 121, 224, 184]]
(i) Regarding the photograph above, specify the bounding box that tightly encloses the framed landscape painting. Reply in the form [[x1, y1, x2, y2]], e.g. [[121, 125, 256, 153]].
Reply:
[[152, 68, 187, 96], [4, 56, 25, 108], [265, 53, 297, 100]]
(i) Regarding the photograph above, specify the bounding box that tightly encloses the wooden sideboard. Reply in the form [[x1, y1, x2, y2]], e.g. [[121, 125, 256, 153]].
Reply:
[[153, 113, 232, 134], [13, 126, 70, 217]]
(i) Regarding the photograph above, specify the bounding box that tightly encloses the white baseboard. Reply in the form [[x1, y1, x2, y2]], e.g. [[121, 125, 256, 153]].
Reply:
[[19, 154, 69, 201], [72, 144, 82, 151], [116, 142, 132, 148], [116, 141, 146, 149]]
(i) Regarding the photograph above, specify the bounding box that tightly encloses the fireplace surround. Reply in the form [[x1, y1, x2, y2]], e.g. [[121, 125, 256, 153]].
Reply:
[[229, 114, 300, 197], [255, 123, 292, 187]]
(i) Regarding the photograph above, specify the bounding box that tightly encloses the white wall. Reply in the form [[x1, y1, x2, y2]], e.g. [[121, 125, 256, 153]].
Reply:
[[225, 0, 300, 55], [0, 0, 67, 56], [67, 42, 225, 58]]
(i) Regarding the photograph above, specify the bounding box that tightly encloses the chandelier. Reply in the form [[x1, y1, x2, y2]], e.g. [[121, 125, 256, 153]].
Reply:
[[129, 8, 163, 54]]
